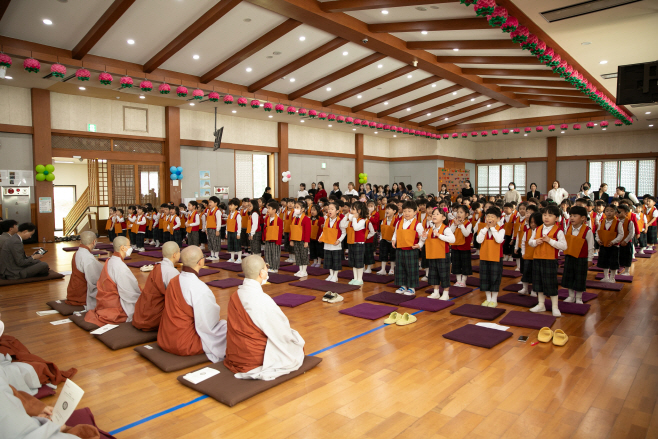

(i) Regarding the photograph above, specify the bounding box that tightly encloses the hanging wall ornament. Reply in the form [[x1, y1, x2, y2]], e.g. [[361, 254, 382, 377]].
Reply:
[[263, 102, 272, 112], [530, 40, 546, 56], [560, 124, 568, 130], [548, 125, 556, 132], [328, 114, 336, 122], [223, 94, 233, 104], [461, 132, 468, 138], [76, 68, 91, 81], [345, 116, 353, 124], [139, 80, 152, 92], [501, 15, 518, 33], [337, 115, 345, 123], [298, 108, 308, 117], [510, 26, 529, 43], [308, 109, 318, 118], [237, 97, 247, 107], [573, 124, 581, 131], [208, 92, 219, 102], [492, 129, 498, 136], [452, 133, 459, 138], [275, 104, 285, 113], [176, 86, 188, 97], [50, 63, 66, 78], [524, 127, 532, 133], [287, 106, 297, 115], [586, 122, 595, 129], [474, 0, 495, 17], [193, 89, 204, 100], [250, 99, 260, 108], [520, 34, 538, 51], [481, 130, 488, 137], [471, 131, 478, 137], [99, 72, 113, 85], [513, 128, 520, 134], [120, 76, 134, 88], [318, 112, 327, 120], [23, 58, 40, 73], [600, 121, 609, 128], [502, 129, 509, 135], [536, 126, 543, 132], [159, 83, 171, 94], [487, 6, 508, 27]]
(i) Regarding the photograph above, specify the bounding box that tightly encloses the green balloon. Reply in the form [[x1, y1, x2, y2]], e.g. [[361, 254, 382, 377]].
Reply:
[[359, 178, 365, 184], [358, 173, 364, 178], [35, 164, 45, 173], [35, 173, 46, 181], [45, 164, 55, 173], [45, 173, 55, 182], [364, 174, 368, 178]]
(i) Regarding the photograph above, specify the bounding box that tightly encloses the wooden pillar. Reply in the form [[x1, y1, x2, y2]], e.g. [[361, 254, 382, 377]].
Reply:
[[278, 122, 288, 199], [31, 89, 54, 242], [547, 136, 557, 193], [164, 106, 181, 204], [355, 133, 364, 185]]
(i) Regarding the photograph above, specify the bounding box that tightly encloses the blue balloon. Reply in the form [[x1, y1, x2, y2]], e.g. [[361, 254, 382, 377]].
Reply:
[[170, 173, 178, 180], [175, 169, 182, 175], [169, 166, 177, 173], [177, 174, 183, 180], [176, 166, 183, 173]]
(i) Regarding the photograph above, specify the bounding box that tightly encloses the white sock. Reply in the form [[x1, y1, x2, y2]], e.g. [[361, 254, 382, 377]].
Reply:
[[485, 291, 492, 301], [491, 292, 498, 303], [390, 262, 396, 270], [352, 268, 357, 279], [604, 268, 610, 279], [522, 282, 529, 291], [612, 269, 618, 277], [516, 259, 521, 270], [551, 295, 561, 316], [357, 268, 363, 281]]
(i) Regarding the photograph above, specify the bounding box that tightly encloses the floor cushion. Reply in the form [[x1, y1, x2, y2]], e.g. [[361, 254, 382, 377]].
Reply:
[[134, 343, 209, 372], [442, 324, 513, 348], [499, 310, 556, 329], [0, 270, 65, 286], [69, 313, 100, 331], [398, 297, 454, 312], [450, 304, 506, 320], [46, 300, 85, 316], [272, 293, 315, 307], [93, 323, 158, 350]]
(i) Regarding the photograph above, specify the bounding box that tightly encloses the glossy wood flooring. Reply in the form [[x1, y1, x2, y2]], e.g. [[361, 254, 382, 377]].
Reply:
[[2, 240, 657, 439]]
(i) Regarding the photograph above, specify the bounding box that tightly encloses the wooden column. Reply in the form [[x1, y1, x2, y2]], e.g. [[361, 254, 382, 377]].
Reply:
[[31, 89, 54, 242], [164, 106, 181, 204], [278, 122, 288, 199], [355, 133, 364, 185], [547, 136, 557, 193]]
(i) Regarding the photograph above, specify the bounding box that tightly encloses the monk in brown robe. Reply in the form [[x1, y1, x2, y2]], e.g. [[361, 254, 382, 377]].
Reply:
[[132, 242, 180, 331], [66, 231, 103, 309]]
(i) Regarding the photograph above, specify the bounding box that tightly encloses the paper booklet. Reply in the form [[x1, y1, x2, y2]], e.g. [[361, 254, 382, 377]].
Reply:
[[90, 324, 119, 335], [183, 367, 220, 384], [52, 379, 84, 426]]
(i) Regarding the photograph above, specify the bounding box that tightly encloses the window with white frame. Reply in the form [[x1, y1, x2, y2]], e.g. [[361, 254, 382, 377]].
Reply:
[[235, 152, 270, 199], [588, 160, 655, 197], [477, 164, 526, 196]]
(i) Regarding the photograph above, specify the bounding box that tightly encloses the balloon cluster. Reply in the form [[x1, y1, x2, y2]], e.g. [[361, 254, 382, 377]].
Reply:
[[358, 172, 368, 184], [170, 166, 184, 180], [281, 171, 291, 183], [35, 164, 56, 182]]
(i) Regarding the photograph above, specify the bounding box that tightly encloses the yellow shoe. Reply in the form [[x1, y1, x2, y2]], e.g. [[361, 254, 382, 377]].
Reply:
[[552, 329, 568, 346], [384, 312, 401, 325], [396, 313, 417, 326], [538, 327, 553, 343], [481, 300, 490, 307]]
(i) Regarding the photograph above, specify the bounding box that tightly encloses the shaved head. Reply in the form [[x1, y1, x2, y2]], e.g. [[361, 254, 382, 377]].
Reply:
[[80, 231, 96, 246], [181, 245, 204, 268], [113, 236, 129, 252], [162, 241, 180, 258], [242, 255, 266, 280]]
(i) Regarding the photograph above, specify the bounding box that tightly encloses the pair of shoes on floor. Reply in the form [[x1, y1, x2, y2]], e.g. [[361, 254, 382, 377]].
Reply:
[[454, 282, 466, 287], [348, 279, 364, 286], [384, 312, 416, 326], [428, 290, 449, 300], [294, 270, 307, 277], [602, 276, 617, 283], [481, 300, 497, 308], [538, 327, 568, 346], [139, 264, 155, 272], [233, 259, 242, 264], [395, 287, 416, 296], [267, 268, 278, 273], [322, 291, 343, 303]]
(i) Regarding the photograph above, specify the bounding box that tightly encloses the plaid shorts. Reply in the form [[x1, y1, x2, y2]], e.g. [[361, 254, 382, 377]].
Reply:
[[597, 245, 620, 270], [619, 243, 634, 267], [364, 242, 377, 265], [136, 232, 145, 248], [227, 231, 240, 252], [207, 228, 222, 252], [395, 249, 420, 289], [250, 231, 262, 255], [648, 225, 657, 244], [293, 241, 310, 266], [450, 249, 472, 275], [309, 240, 323, 260], [521, 257, 533, 283], [348, 243, 365, 268], [187, 231, 199, 246], [428, 257, 451, 287], [532, 258, 559, 296], [172, 230, 182, 247], [153, 228, 162, 243], [638, 232, 648, 248], [264, 241, 281, 270], [323, 249, 342, 271], [163, 232, 170, 243], [379, 239, 396, 262], [560, 255, 588, 292], [479, 260, 503, 292]]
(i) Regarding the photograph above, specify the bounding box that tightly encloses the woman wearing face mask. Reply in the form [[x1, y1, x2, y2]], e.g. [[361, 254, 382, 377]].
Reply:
[[577, 182, 594, 200], [503, 182, 522, 204]]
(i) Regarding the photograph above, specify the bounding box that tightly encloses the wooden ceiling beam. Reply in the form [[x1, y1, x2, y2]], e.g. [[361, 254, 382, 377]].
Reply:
[[527, 100, 601, 110], [462, 68, 557, 78], [407, 40, 517, 50], [248, 37, 348, 92], [319, 0, 454, 13], [515, 94, 592, 104], [71, 0, 136, 60], [369, 18, 490, 33], [322, 65, 416, 107], [421, 99, 498, 126], [500, 87, 585, 97], [377, 84, 462, 117], [143, 0, 243, 73], [439, 110, 609, 132], [439, 105, 511, 130], [399, 92, 479, 122], [436, 56, 539, 65], [351, 75, 440, 112], [0, 0, 11, 22], [200, 18, 301, 84], [484, 78, 574, 88]]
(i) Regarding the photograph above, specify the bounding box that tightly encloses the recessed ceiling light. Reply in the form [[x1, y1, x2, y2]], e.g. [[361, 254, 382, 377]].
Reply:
[[357, 95, 362, 99], [582, 41, 591, 45], [407, 74, 412, 78], [421, 31, 428, 35], [43, 19, 52, 25], [650, 124, 654, 127], [374, 131, 378, 134], [453, 48, 459, 51], [426, 113, 431, 116], [4, 76, 12, 80], [342, 51, 348, 56], [353, 128, 356, 131], [384, 102, 388, 105], [431, 84, 436, 87], [471, 98, 475, 101], [193, 54, 200, 60], [600, 60, 608, 64], [602, 128, 606, 130], [260, 103, 264, 107], [190, 103, 195, 106], [290, 78, 295, 82], [524, 134, 527, 136], [444, 117, 448, 120], [127, 39, 135, 45], [406, 108, 411, 111], [393, 135, 397, 137], [561, 131, 565, 133], [246, 67, 252, 72], [381, 10, 388, 14], [326, 87, 331, 91], [377, 64, 383, 68], [487, 104, 491, 107], [328, 124, 332, 127], [646, 111, 651, 114], [79, 87, 86, 91], [594, 123, 597, 126], [299, 36, 305, 41], [268, 115, 273, 118], [232, 110, 236, 113], [139, 95, 145, 99], [452, 92, 457, 95]]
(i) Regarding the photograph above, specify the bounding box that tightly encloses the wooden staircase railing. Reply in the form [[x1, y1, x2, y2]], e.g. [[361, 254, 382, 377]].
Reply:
[[63, 187, 90, 236]]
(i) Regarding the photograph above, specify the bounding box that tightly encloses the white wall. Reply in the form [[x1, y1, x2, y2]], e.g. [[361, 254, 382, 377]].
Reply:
[[557, 130, 658, 156], [288, 154, 354, 197], [390, 160, 441, 195], [556, 160, 587, 195], [180, 145, 236, 199], [472, 137, 547, 160], [364, 160, 390, 189], [288, 124, 354, 155], [52, 163, 88, 200], [527, 162, 547, 195], [363, 135, 389, 157], [438, 137, 477, 161], [466, 105, 599, 124], [0, 85, 31, 126], [180, 108, 277, 148], [0, 132, 35, 202]]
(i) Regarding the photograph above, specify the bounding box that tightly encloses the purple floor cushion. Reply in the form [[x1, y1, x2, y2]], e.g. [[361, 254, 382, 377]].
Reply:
[[95, 243, 114, 249], [99, 256, 131, 262], [290, 279, 360, 294], [497, 293, 539, 308], [206, 278, 243, 289], [499, 310, 556, 329], [635, 253, 651, 258], [206, 261, 243, 272], [588, 266, 605, 272], [337, 271, 393, 283], [126, 260, 158, 268], [366, 292, 414, 306], [466, 277, 481, 287], [138, 251, 163, 258], [502, 261, 517, 267], [557, 288, 597, 302], [443, 324, 512, 349], [585, 280, 624, 291], [424, 286, 475, 298], [238, 273, 298, 284], [198, 268, 220, 277], [450, 304, 506, 320], [643, 249, 656, 254], [471, 254, 480, 260], [280, 265, 330, 276], [595, 273, 633, 282], [399, 297, 454, 312], [339, 303, 397, 320], [386, 281, 430, 289], [503, 284, 525, 292], [62, 247, 79, 251], [89, 250, 107, 256], [543, 300, 591, 315], [35, 385, 56, 399], [272, 293, 315, 307]]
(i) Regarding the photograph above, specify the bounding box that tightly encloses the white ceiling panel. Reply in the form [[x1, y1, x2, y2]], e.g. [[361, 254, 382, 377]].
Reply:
[[413, 95, 492, 124], [456, 63, 553, 70], [396, 28, 509, 42], [364, 79, 455, 114], [345, 3, 473, 24], [336, 69, 434, 108], [0, 0, 109, 50], [159, 2, 287, 77], [477, 75, 566, 82], [217, 24, 335, 85], [432, 102, 506, 128], [386, 88, 475, 119], [432, 49, 526, 57], [88, 0, 217, 64]]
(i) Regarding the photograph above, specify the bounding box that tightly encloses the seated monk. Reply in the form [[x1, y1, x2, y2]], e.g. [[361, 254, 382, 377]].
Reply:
[[157, 246, 227, 362], [66, 231, 103, 309], [224, 255, 305, 380], [132, 242, 181, 331], [84, 236, 142, 327]]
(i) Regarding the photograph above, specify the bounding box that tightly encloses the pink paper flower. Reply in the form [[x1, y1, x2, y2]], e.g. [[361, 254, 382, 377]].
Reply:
[[99, 72, 113, 85], [223, 94, 233, 104], [481, 131, 488, 137], [370, 122, 377, 129], [443, 134, 450, 139], [548, 125, 556, 131], [384, 124, 391, 131], [23, 58, 40, 73], [345, 116, 353, 124], [0, 53, 12, 68], [492, 129, 498, 135], [573, 124, 581, 130], [452, 133, 458, 138], [209, 92, 220, 102], [287, 106, 297, 114], [176, 86, 188, 97], [510, 25, 529, 43], [275, 104, 285, 113], [309, 109, 318, 118], [461, 132, 468, 138], [471, 131, 478, 137], [524, 127, 532, 133], [250, 99, 260, 109], [474, 0, 495, 17], [159, 83, 171, 94], [377, 123, 384, 129], [263, 102, 273, 112], [328, 114, 336, 121], [298, 108, 308, 116], [586, 122, 595, 129], [361, 119, 370, 127], [560, 124, 568, 130], [193, 89, 204, 100], [139, 80, 152, 92], [513, 128, 520, 134], [318, 112, 328, 120], [50, 63, 66, 78], [121, 76, 134, 88], [337, 115, 345, 123], [600, 121, 609, 128], [396, 127, 403, 133], [237, 97, 248, 107], [501, 15, 518, 33], [354, 118, 362, 125], [536, 126, 543, 132], [410, 129, 417, 136], [403, 128, 410, 134], [614, 119, 623, 126], [76, 68, 91, 81], [502, 129, 509, 135], [487, 6, 508, 27]]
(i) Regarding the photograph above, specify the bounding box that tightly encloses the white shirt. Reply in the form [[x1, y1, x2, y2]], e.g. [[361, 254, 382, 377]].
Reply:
[[344, 189, 359, 196], [428, 222, 456, 244], [249, 212, 260, 236], [319, 216, 347, 251], [528, 224, 568, 251], [548, 188, 570, 204], [297, 190, 309, 198], [595, 218, 625, 245], [159, 258, 180, 288], [476, 226, 506, 244], [450, 221, 472, 238], [188, 212, 200, 228], [391, 217, 427, 248], [75, 247, 104, 310], [106, 255, 142, 321]]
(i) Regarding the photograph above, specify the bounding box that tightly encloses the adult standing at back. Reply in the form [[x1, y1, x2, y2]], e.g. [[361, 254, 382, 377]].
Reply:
[[261, 187, 272, 203], [503, 182, 522, 204], [526, 182, 541, 200], [438, 184, 450, 200], [593, 183, 609, 203], [547, 180, 570, 204], [313, 182, 327, 203], [413, 182, 426, 199], [308, 182, 317, 199], [461, 180, 475, 199], [330, 182, 342, 199]]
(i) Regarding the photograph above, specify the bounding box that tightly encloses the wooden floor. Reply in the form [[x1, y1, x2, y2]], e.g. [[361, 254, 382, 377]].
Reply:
[[2, 240, 657, 439]]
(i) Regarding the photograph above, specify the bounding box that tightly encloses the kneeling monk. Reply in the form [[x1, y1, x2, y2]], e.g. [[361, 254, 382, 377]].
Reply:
[[66, 231, 103, 310], [224, 255, 305, 380], [132, 242, 181, 331], [157, 246, 227, 362], [84, 236, 141, 326]]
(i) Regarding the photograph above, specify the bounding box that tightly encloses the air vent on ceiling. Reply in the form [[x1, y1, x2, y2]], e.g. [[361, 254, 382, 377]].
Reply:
[[601, 72, 618, 79], [630, 103, 656, 108], [540, 0, 642, 23]]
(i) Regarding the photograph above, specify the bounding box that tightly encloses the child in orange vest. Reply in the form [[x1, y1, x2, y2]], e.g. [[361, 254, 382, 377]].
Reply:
[[289, 200, 311, 277], [529, 205, 568, 317], [392, 200, 426, 296], [343, 201, 375, 286], [512, 202, 527, 271], [171, 206, 182, 247], [308, 204, 324, 268], [634, 203, 647, 253], [501, 202, 517, 262], [127, 205, 137, 249], [226, 198, 242, 263], [107, 207, 117, 242], [186, 201, 201, 246], [365, 200, 380, 273], [616, 204, 635, 274], [377, 203, 399, 275], [245, 199, 262, 257], [450, 204, 473, 287], [426, 207, 455, 300], [560, 206, 594, 304], [205, 196, 223, 261], [644, 196, 658, 247], [519, 209, 540, 296], [476, 206, 506, 307], [318, 201, 347, 285], [470, 202, 482, 256], [596, 204, 624, 282], [135, 206, 147, 251]]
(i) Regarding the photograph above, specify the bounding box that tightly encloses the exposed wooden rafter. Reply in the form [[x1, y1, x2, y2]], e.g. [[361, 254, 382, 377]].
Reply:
[[0, 0, 11, 22], [439, 110, 609, 132], [527, 100, 601, 110], [462, 68, 558, 78], [408, 40, 517, 50], [71, 0, 136, 60], [200, 18, 301, 84], [322, 65, 416, 107], [351, 75, 440, 112], [369, 18, 490, 33], [499, 87, 585, 97], [439, 105, 511, 130], [515, 94, 592, 104], [399, 92, 480, 123], [319, 0, 454, 13], [143, 0, 243, 73], [377, 84, 462, 118], [421, 99, 498, 126], [436, 56, 539, 65], [484, 78, 574, 88]]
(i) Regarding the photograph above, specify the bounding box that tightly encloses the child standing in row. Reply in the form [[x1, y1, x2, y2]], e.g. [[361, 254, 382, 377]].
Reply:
[[282, 199, 295, 264], [477, 207, 505, 307], [319, 201, 347, 283], [206, 196, 223, 261], [364, 200, 380, 273], [345, 201, 375, 286], [377, 203, 398, 275], [186, 201, 201, 246], [290, 200, 311, 277], [263, 201, 283, 272], [519, 211, 540, 296], [560, 206, 594, 304], [162, 205, 171, 244], [596, 204, 624, 282], [171, 207, 182, 246], [470, 202, 482, 255], [645, 196, 657, 248], [226, 198, 242, 263], [309, 204, 324, 267], [450, 204, 472, 287], [392, 200, 426, 296], [246, 199, 262, 257], [634, 204, 647, 254], [512, 202, 527, 271], [501, 203, 517, 262], [427, 207, 455, 300], [135, 206, 147, 251], [617, 204, 635, 274]]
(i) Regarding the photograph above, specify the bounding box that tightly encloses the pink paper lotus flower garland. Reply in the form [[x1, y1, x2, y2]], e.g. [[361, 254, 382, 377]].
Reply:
[[99, 72, 113, 85], [50, 63, 66, 78]]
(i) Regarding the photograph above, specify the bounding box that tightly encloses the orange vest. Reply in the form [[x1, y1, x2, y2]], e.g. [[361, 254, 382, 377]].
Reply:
[[522, 227, 535, 260], [480, 225, 503, 262], [319, 217, 340, 244], [533, 225, 560, 259], [451, 221, 466, 247], [223, 292, 268, 373], [283, 209, 293, 233], [396, 218, 419, 249], [105, 218, 113, 231], [132, 264, 167, 332], [114, 216, 123, 233], [597, 218, 619, 247], [503, 212, 516, 236], [290, 214, 306, 242], [226, 211, 239, 233], [157, 275, 204, 357], [207, 207, 218, 229], [425, 224, 448, 259], [65, 247, 90, 306], [637, 213, 645, 234], [564, 225, 588, 259], [84, 254, 134, 326], [130, 215, 139, 233], [620, 217, 631, 246], [310, 218, 322, 240], [380, 218, 395, 241]]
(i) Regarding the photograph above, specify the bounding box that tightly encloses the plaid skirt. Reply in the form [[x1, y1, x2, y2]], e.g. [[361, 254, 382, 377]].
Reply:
[[532, 258, 559, 296], [240, 228, 249, 248], [480, 260, 503, 292], [250, 231, 262, 255], [619, 243, 634, 267], [648, 225, 658, 244], [227, 231, 240, 252], [293, 241, 310, 265], [348, 243, 365, 268], [172, 230, 182, 247], [395, 249, 420, 289], [638, 232, 648, 248], [379, 239, 396, 262], [309, 240, 323, 260], [503, 234, 514, 255], [450, 249, 472, 275], [560, 255, 588, 292], [521, 257, 533, 283], [428, 257, 451, 287], [364, 242, 377, 265], [597, 245, 620, 270], [264, 241, 281, 270], [323, 249, 342, 271], [187, 230, 200, 246], [207, 228, 222, 252], [136, 232, 145, 248]]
